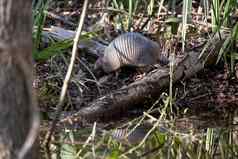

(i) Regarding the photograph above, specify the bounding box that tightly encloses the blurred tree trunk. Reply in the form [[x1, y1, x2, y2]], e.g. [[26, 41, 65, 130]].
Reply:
[[0, 0, 39, 158]]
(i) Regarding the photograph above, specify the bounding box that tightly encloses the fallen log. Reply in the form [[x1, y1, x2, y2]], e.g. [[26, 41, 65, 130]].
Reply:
[[67, 33, 226, 122]]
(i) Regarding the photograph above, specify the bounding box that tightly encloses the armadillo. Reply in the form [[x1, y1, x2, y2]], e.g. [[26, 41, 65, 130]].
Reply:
[[94, 32, 168, 73]]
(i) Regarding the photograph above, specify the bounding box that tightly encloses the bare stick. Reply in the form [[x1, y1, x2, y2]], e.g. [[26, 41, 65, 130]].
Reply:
[[43, 0, 89, 152]]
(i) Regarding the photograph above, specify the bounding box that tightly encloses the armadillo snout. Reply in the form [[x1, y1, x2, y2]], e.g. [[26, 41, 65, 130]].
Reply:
[[94, 56, 117, 73], [94, 58, 103, 70]]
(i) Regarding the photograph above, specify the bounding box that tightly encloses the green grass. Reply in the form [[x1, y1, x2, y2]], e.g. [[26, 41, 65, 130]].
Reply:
[[36, 0, 238, 158]]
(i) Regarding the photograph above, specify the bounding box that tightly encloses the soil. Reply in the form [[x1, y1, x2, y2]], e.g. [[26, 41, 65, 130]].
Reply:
[[35, 0, 238, 133]]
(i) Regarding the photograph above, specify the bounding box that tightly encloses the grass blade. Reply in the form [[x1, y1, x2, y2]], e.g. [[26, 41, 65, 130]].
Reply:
[[182, 0, 192, 52]]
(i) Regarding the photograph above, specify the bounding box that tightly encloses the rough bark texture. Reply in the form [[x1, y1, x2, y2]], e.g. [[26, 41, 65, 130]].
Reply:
[[0, 0, 38, 158]]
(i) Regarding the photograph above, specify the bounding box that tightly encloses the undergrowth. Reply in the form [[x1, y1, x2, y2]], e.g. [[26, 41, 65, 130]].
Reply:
[[33, 0, 238, 158]]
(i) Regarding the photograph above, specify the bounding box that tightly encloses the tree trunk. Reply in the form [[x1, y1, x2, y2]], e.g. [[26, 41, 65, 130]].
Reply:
[[0, 0, 39, 158]]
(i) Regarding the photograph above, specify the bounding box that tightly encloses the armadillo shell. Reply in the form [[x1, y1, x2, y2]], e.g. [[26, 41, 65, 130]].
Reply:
[[112, 127, 148, 144], [101, 32, 161, 73]]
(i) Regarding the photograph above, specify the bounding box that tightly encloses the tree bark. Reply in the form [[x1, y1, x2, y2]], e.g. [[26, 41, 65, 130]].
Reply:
[[0, 0, 39, 158]]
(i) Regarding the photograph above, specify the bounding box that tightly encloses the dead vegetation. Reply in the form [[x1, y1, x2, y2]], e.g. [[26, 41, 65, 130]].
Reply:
[[33, 0, 238, 158]]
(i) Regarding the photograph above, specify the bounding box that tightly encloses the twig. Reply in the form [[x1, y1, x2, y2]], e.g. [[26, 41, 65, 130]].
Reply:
[[76, 122, 97, 157], [77, 57, 101, 95], [45, 11, 76, 27], [139, 16, 152, 31], [43, 0, 89, 155]]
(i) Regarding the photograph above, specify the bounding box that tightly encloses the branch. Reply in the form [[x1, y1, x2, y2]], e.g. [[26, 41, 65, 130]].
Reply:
[[43, 0, 89, 152]]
